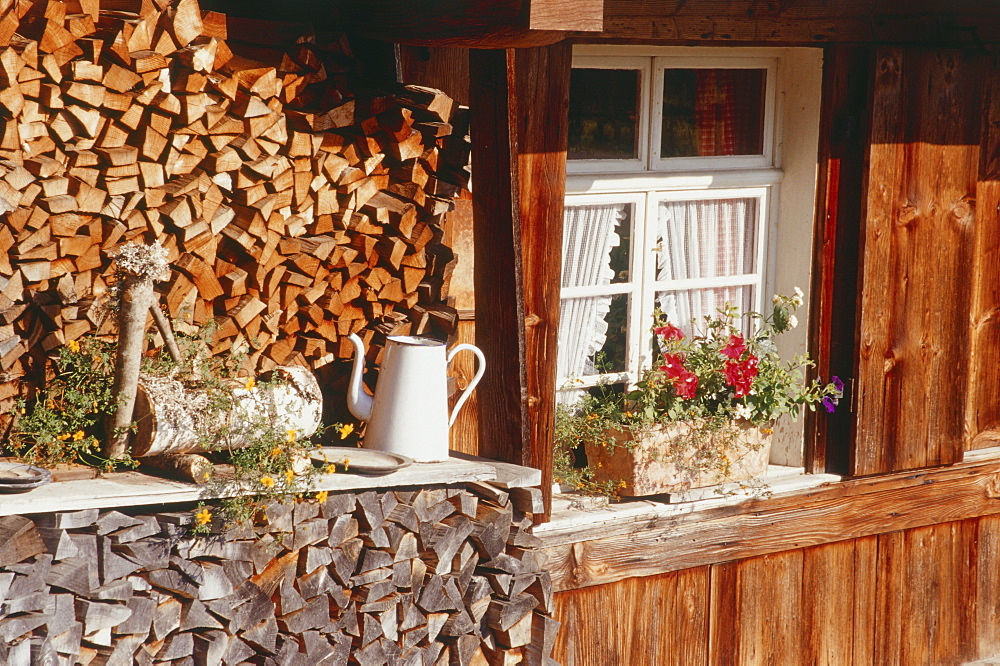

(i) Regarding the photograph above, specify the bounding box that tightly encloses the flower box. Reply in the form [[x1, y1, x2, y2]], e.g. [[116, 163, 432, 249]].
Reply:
[[582, 420, 772, 496]]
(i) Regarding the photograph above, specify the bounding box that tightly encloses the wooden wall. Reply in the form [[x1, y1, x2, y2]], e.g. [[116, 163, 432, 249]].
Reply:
[[553, 515, 1000, 665]]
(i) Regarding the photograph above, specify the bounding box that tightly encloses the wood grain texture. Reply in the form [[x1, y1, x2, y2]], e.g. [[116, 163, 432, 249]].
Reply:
[[854, 48, 981, 475], [512, 42, 571, 521], [552, 568, 710, 665], [851, 535, 878, 666], [542, 458, 1000, 592], [802, 540, 856, 664], [469, 48, 530, 470], [575, 0, 1000, 45], [968, 59, 1000, 449], [976, 515, 1000, 657], [738, 550, 804, 664]]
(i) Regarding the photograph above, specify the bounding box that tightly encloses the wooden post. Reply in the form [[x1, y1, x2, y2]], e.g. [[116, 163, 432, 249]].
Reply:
[[469, 42, 571, 521]]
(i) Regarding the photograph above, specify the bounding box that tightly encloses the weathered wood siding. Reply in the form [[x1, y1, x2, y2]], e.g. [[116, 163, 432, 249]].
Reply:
[[553, 516, 1000, 665], [853, 48, 982, 475]]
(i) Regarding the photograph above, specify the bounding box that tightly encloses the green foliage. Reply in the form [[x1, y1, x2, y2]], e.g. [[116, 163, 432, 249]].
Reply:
[[9, 337, 134, 471]]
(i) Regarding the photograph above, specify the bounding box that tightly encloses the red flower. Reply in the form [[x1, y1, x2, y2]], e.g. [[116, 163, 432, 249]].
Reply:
[[654, 323, 684, 341], [673, 369, 699, 399], [720, 333, 747, 360], [659, 354, 698, 399], [723, 353, 759, 398], [659, 353, 686, 378]]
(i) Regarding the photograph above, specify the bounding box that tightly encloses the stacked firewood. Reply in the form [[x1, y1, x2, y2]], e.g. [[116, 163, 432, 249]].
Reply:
[[0, 483, 557, 664], [0, 0, 470, 421]]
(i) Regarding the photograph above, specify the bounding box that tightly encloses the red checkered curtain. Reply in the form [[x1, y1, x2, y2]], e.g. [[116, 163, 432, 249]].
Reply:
[[695, 70, 736, 157]]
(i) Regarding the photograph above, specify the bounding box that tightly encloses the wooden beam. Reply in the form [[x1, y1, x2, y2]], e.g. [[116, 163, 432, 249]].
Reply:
[[578, 0, 1000, 45], [332, 0, 601, 47], [469, 44, 571, 521], [541, 456, 1000, 591]]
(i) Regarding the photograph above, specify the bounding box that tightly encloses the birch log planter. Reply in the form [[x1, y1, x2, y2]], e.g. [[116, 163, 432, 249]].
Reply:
[[131, 366, 324, 457]]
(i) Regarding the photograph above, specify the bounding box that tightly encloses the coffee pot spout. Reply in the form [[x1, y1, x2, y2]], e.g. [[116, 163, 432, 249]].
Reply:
[[346, 333, 373, 422]]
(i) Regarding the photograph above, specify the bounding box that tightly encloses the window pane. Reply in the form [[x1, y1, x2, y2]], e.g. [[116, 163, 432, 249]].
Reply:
[[568, 68, 640, 160], [656, 286, 756, 337], [655, 197, 759, 282], [562, 203, 632, 288], [660, 68, 765, 158], [557, 294, 630, 383]]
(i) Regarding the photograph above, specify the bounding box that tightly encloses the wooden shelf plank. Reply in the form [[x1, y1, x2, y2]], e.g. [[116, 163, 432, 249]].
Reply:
[[0, 457, 499, 516]]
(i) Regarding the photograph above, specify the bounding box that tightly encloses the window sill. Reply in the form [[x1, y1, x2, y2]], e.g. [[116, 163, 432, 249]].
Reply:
[[0, 456, 531, 517], [536, 465, 841, 546]]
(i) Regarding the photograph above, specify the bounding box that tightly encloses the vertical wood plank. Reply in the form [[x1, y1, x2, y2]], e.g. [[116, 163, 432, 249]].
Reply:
[[512, 42, 571, 520], [468, 48, 530, 469], [977, 515, 1000, 657], [851, 535, 878, 666], [854, 48, 981, 475], [552, 569, 710, 664], [854, 47, 905, 476], [901, 521, 979, 665], [968, 58, 1000, 449], [802, 540, 857, 665], [735, 551, 804, 665], [672, 566, 710, 666], [806, 45, 871, 475], [708, 560, 740, 666], [874, 530, 905, 665]]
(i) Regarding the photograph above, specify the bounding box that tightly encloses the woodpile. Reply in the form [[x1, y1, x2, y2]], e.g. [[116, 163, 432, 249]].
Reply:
[[0, 0, 470, 426], [0, 483, 556, 664]]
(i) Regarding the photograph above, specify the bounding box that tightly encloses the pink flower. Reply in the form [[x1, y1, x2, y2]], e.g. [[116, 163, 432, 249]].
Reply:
[[654, 324, 684, 341], [659, 353, 687, 378], [720, 333, 747, 360], [723, 354, 759, 398]]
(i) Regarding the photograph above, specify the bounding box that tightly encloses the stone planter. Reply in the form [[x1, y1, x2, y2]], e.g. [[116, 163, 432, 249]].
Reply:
[[583, 420, 772, 496]]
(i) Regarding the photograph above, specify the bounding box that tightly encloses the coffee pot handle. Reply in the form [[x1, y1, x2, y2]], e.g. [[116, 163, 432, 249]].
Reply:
[[446, 343, 486, 427]]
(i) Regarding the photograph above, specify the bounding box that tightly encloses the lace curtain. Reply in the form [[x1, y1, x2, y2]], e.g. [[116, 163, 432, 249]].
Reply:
[[655, 197, 757, 334], [557, 203, 625, 404]]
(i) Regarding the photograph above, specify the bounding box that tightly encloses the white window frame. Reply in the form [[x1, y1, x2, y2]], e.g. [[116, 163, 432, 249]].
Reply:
[[559, 46, 824, 466], [567, 56, 652, 174]]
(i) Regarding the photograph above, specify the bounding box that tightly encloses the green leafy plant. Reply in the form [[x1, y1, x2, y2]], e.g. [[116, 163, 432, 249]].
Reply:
[[9, 337, 135, 471]]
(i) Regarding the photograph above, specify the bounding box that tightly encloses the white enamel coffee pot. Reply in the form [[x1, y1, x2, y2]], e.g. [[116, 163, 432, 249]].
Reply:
[[346, 333, 486, 462]]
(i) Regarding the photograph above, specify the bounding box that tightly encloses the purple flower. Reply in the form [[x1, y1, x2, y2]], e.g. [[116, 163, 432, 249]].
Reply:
[[832, 376, 845, 393], [822, 396, 837, 413]]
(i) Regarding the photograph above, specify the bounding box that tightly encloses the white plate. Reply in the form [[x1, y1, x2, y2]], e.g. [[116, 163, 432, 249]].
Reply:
[[310, 448, 413, 475], [0, 462, 52, 484]]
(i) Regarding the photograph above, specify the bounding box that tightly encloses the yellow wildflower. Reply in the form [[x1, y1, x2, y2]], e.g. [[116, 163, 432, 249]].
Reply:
[[46, 399, 55, 410], [619, 481, 628, 489], [326, 464, 337, 474], [245, 377, 256, 391], [56, 433, 71, 441], [586, 413, 599, 421], [72, 430, 85, 441], [624, 411, 634, 418], [194, 508, 212, 526], [286, 429, 296, 442], [260, 475, 275, 489], [760, 427, 774, 436], [284, 469, 295, 485], [315, 490, 328, 504], [92, 400, 98, 413], [66, 339, 80, 353], [343, 458, 350, 472], [339, 423, 354, 440], [270, 446, 283, 457]]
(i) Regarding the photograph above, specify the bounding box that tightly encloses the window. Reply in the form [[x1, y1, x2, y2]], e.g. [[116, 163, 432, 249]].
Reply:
[[557, 47, 823, 465]]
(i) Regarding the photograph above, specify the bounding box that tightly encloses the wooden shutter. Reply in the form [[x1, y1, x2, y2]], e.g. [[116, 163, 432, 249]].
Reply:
[[853, 48, 982, 475]]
